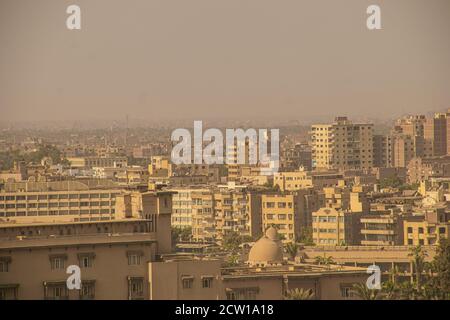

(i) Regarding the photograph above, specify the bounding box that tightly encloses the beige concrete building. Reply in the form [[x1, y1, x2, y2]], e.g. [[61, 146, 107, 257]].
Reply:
[[302, 245, 436, 281], [274, 169, 343, 192], [311, 117, 373, 171], [261, 193, 306, 243], [169, 185, 263, 242], [404, 207, 450, 246], [312, 207, 362, 246], [148, 156, 172, 177], [360, 213, 405, 246], [425, 113, 447, 156], [67, 156, 128, 169], [407, 156, 450, 184], [373, 134, 394, 168], [0, 180, 122, 224]]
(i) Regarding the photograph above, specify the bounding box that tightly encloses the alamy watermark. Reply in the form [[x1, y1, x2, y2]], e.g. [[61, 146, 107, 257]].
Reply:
[[366, 264, 381, 290], [171, 121, 280, 175], [66, 265, 81, 290]]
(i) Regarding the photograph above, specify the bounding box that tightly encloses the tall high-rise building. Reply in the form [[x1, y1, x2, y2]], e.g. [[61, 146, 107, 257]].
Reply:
[[395, 115, 427, 137], [373, 134, 394, 168], [425, 113, 448, 156], [311, 117, 373, 170]]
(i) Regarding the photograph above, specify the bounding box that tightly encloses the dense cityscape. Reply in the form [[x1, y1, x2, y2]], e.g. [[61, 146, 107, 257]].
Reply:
[[1, 112, 449, 300], [1, 0, 450, 308]]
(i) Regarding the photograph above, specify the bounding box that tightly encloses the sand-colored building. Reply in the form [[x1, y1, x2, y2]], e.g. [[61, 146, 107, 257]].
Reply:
[[312, 207, 362, 246], [404, 207, 450, 246], [67, 156, 128, 169], [169, 185, 263, 242], [0, 180, 122, 224], [311, 117, 373, 171], [0, 190, 173, 300], [261, 193, 304, 243]]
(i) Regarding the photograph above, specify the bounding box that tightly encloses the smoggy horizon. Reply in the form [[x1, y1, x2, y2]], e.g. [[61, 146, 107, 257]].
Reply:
[[1, 0, 450, 123]]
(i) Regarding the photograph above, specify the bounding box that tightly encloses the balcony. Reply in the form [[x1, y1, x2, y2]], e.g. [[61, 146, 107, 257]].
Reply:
[[361, 229, 395, 235]]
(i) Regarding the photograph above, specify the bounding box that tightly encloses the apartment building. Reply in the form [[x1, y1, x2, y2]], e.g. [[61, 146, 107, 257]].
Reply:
[[312, 207, 361, 245], [148, 156, 172, 177], [0, 181, 122, 224], [404, 207, 450, 245], [214, 188, 261, 241], [396, 115, 427, 137], [167, 188, 201, 229], [190, 191, 215, 242], [407, 156, 450, 184], [274, 169, 313, 191], [67, 156, 128, 169], [261, 193, 306, 242], [169, 185, 263, 242], [274, 169, 343, 192], [280, 143, 312, 171], [360, 213, 405, 246], [311, 117, 373, 171], [302, 245, 436, 281], [392, 134, 425, 168], [373, 134, 393, 168], [424, 113, 448, 156]]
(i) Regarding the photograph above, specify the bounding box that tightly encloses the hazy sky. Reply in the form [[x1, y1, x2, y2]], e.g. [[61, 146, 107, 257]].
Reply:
[[1, 0, 449, 123]]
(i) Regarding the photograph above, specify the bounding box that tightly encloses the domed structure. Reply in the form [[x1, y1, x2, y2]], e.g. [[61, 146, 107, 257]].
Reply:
[[247, 227, 283, 266]]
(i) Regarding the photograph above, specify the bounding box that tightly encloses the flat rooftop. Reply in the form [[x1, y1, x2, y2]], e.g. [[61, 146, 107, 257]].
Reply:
[[0, 232, 156, 250]]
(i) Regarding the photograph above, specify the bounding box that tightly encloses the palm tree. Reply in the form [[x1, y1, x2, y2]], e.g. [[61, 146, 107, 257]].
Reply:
[[285, 242, 299, 261], [352, 283, 380, 300], [408, 245, 427, 291], [284, 288, 315, 300], [314, 254, 335, 269], [381, 266, 400, 299]]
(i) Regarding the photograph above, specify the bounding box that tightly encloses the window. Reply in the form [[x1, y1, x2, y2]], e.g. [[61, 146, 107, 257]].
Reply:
[[340, 285, 355, 298], [439, 227, 446, 234], [418, 227, 424, 234], [128, 277, 144, 300], [202, 277, 213, 288], [80, 281, 95, 300], [266, 202, 275, 208], [0, 285, 18, 300], [49, 255, 67, 270], [44, 282, 68, 300], [78, 253, 95, 268], [0, 257, 11, 272], [127, 251, 143, 265], [182, 278, 193, 289], [407, 227, 413, 233], [226, 288, 259, 300], [419, 239, 425, 245]]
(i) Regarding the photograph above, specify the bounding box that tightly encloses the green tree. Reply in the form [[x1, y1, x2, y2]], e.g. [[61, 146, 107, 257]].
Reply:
[[426, 238, 450, 299], [408, 245, 427, 292], [379, 176, 403, 189], [285, 242, 299, 261], [352, 283, 380, 300], [314, 254, 334, 269], [284, 288, 315, 300], [171, 226, 192, 246], [297, 227, 314, 245], [222, 231, 252, 253]]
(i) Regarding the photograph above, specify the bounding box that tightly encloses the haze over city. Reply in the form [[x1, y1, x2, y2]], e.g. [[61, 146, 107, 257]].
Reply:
[[1, 0, 450, 306], [1, 0, 450, 124]]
